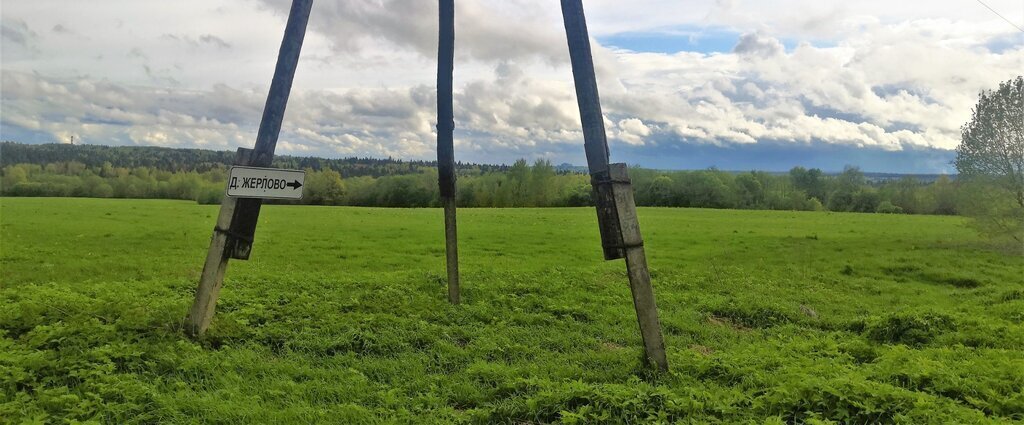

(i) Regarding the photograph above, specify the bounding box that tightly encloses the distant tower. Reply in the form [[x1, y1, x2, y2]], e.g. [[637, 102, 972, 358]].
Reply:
[[70, 135, 75, 145]]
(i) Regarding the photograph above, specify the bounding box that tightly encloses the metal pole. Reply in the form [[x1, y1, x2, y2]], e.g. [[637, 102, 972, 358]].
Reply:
[[560, 0, 668, 371], [437, 0, 460, 304], [186, 0, 314, 336]]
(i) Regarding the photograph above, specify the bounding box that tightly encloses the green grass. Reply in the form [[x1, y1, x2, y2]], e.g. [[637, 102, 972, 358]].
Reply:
[[1, 198, 1022, 423]]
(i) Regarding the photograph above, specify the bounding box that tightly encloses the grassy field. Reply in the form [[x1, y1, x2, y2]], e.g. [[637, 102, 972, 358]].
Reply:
[[1, 197, 1022, 423]]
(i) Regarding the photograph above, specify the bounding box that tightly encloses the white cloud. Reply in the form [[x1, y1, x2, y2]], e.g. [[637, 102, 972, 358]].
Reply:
[[1, 0, 1022, 170]]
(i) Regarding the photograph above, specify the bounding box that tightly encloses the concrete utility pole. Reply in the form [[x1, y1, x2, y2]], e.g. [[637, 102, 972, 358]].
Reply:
[[560, 0, 668, 372], [186, 0, 314, 336], [437, 0, 460, 304]]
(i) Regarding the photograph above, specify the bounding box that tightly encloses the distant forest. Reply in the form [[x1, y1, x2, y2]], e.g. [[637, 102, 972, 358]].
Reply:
[[1, 142, 960, 215]]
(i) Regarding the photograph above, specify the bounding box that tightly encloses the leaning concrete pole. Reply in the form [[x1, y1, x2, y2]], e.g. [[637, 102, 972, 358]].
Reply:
[[437, 0, 460, 304], [224, 0, 314, 261], [560, 0, 668, 371], [186, 0, 314, 336]]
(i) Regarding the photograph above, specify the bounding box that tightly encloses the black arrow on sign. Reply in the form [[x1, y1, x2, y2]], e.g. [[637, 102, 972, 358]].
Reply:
[[286, 180, 302, 189]]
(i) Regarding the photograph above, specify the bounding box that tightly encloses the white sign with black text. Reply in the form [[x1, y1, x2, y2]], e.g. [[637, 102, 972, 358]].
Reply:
[[226, 166, 305, 200]]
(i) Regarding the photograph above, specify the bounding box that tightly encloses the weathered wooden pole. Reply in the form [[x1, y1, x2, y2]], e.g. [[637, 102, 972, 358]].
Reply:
[[560, 0, 668, 371], [186, 0, 314, 336], [437, 0, 460, 304]]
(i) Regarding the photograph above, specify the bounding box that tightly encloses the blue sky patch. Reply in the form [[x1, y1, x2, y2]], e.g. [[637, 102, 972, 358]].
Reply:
[[599, 26, 742, 54], [600, 26, 836, 55], [984, 32, 1024, 53]]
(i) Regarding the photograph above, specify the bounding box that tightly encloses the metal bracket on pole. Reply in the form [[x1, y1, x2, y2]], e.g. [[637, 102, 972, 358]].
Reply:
[[591, 169, 627, 260]]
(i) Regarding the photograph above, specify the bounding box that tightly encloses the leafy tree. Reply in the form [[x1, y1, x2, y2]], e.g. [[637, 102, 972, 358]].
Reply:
[[507, 159, 530, 206], [646, 176, 675, 206], [304, 169, 346, 205], [560, 176, 593, 207], [828, 166, 867, 211], [342, 176, 378, 206], [679, 171, 735, 209], [734, 172, 765, 208], [374, 173, 436, 207], [850, 188, 881, 213], [784, 191, 816, 211], [2, 165, 28, 189], [954, 76, 1024, 242], [926, 175, 959, 216], [886, 176, 924, 214], [790, 166, 827, 201], [530, 159, 555, 206]]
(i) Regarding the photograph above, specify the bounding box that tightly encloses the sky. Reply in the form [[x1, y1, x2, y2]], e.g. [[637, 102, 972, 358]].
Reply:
[[2, 0, 1022, 173]]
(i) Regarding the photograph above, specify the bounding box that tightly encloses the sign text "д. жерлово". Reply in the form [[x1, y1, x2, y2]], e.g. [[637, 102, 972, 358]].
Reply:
[[226, 166, 305, 200]]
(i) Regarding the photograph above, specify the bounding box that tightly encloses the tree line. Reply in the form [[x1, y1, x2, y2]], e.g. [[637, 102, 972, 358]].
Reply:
[[0, 142, 509, 177], [1, 155, 961, 215]]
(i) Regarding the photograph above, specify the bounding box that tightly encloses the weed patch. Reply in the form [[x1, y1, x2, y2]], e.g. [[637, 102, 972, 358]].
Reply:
[[861, 311, 955, 346], [707, 302, 796, 329]]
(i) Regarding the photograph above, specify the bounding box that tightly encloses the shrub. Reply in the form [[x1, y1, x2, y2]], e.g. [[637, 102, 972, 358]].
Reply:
[[195, 186, 223, 204], [862, 312, 955, 346], [876, 201, 904, 214], [806, 197, 825, 211], [708, 301, 796, 328]]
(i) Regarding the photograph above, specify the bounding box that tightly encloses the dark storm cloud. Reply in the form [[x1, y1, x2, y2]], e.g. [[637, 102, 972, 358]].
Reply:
[[612, 136, 956, 174]]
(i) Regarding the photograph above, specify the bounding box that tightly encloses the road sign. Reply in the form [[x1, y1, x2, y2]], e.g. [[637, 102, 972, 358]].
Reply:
[[226, 166, 305, 200]]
